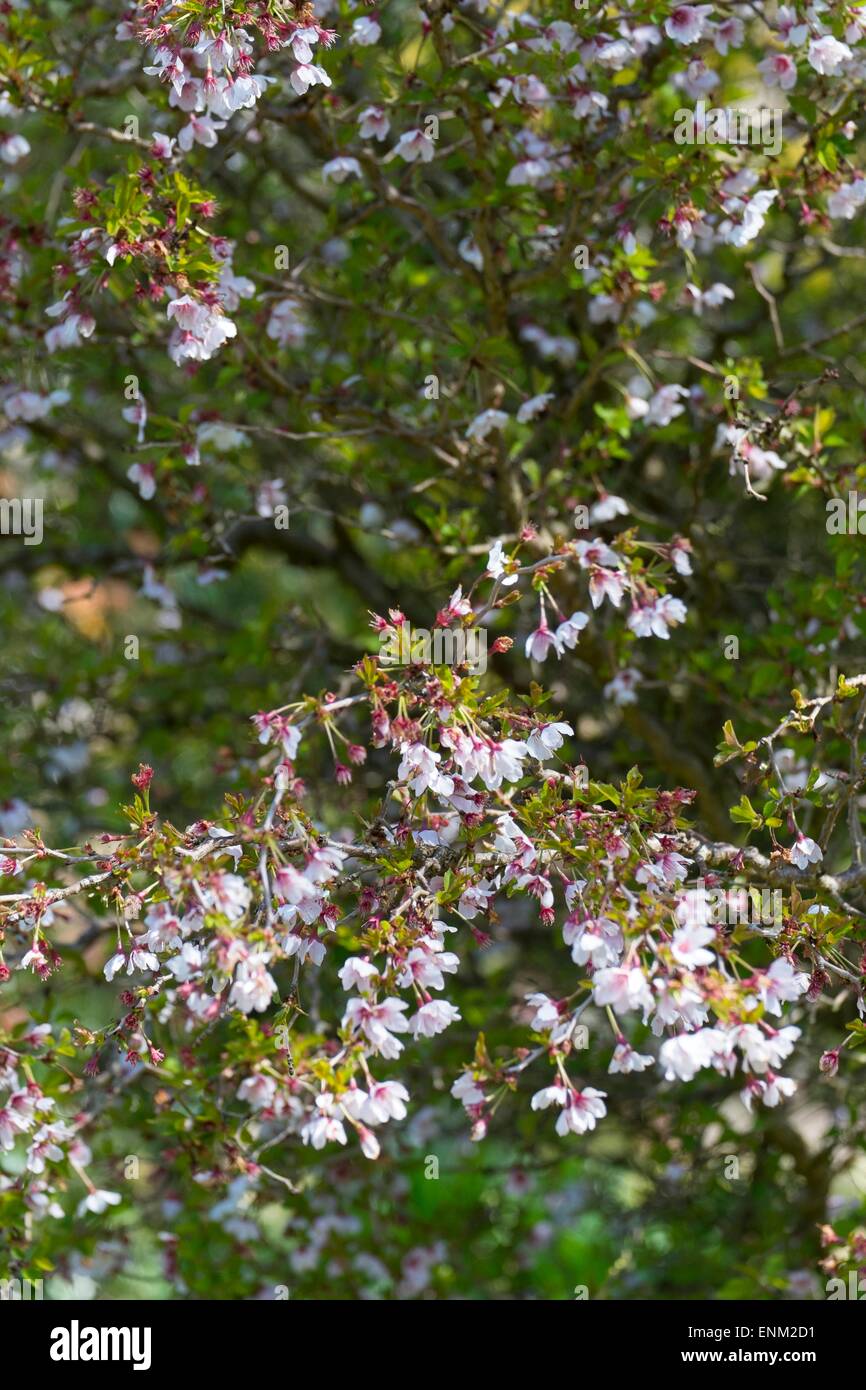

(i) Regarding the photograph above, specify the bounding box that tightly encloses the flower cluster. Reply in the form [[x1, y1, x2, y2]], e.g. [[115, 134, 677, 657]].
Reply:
[[2, 538, 851, 1208], [129, 2, 338, 149]]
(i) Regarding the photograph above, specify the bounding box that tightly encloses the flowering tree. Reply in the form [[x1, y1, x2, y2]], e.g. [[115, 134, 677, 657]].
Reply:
[[2, 0, 866, 1300]]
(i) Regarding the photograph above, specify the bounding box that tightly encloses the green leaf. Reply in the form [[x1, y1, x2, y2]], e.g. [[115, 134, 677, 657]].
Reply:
[[730, 795, 760, 827]]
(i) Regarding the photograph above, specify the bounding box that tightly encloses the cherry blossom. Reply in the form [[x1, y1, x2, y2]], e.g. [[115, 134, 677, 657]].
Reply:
[[350, 17, 381, 46], [664, 7, 713, 46], [358, 106, 390, 141], [393, 129, 436, 163], [790, 834, 823, 871], [808, 36, 852, 75]]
